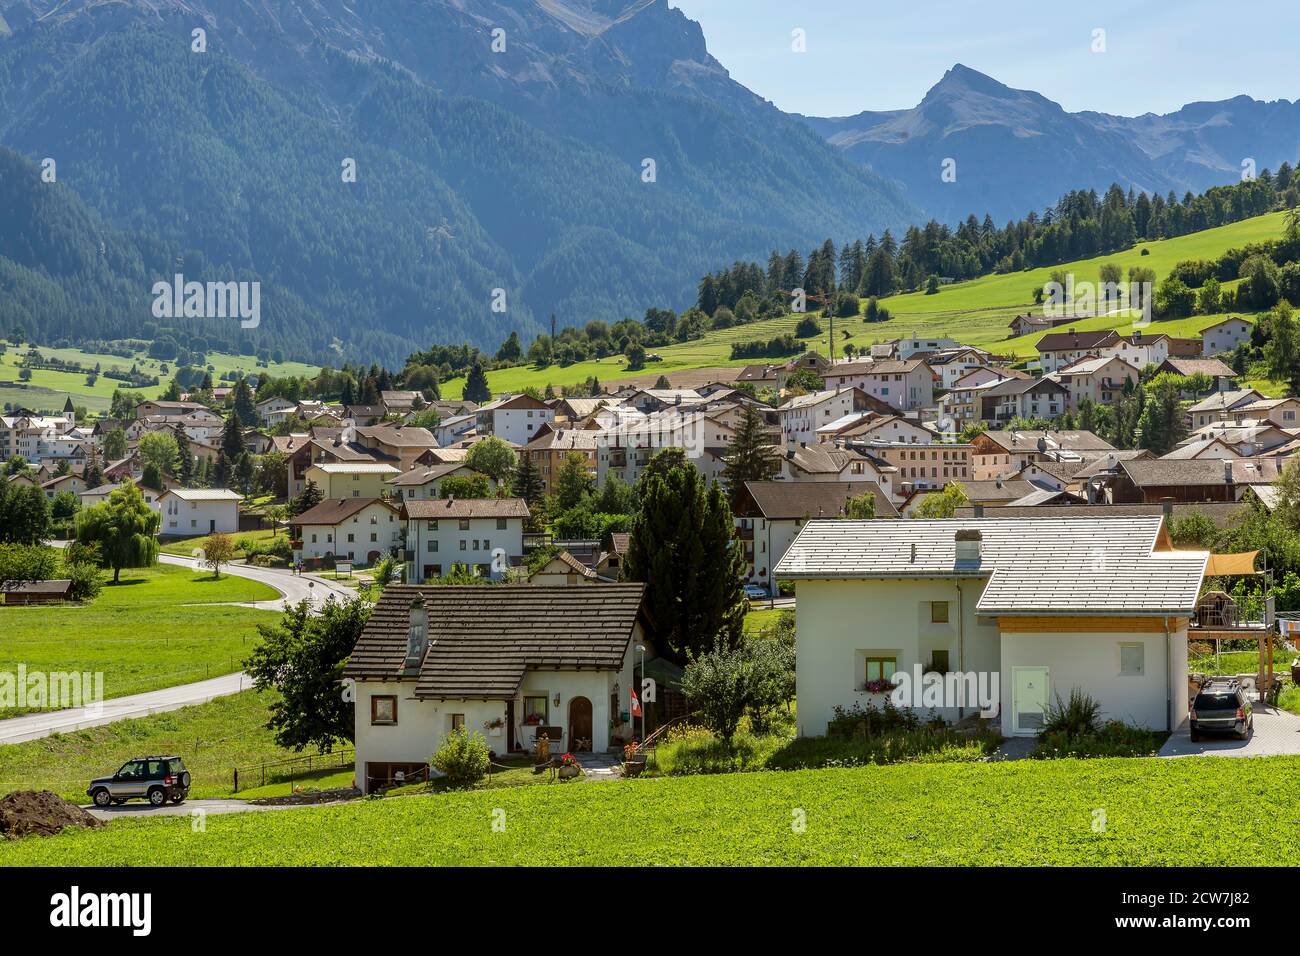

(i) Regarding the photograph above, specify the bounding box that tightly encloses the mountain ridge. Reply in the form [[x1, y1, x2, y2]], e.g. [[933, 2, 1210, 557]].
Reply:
[[798, 63, 1300, 224]]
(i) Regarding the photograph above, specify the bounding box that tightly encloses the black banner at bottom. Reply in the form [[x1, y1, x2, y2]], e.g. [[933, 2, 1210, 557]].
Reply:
[[0, 866, 1276, 938]]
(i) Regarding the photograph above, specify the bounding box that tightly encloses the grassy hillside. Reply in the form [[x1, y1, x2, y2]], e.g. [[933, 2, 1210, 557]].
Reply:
[[0, 341, 320, 416], [3, 753, 1297, 865], [441, 210, 1289, 398]]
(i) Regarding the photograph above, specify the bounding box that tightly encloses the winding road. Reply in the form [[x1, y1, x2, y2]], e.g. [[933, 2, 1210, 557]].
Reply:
[[0, 556, 353, 746]]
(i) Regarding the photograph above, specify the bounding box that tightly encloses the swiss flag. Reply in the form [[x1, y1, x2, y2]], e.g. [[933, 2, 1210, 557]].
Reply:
[[630, 687, 642, 717]]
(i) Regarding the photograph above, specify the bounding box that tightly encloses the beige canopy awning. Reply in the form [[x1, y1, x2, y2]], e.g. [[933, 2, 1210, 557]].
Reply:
[[1204, 551, 1260, 577]]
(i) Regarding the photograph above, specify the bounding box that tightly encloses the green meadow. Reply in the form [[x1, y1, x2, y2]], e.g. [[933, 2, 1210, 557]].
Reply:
[[0, 564, 279, 711], [3, 753, 1298, 865]]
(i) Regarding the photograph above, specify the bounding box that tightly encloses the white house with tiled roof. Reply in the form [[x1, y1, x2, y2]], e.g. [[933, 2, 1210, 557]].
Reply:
[[400, 497, 529, 582], [154, 487, 242, 535], [343, 584, 653, 790], [1200, 317, 1252, 357], [777, 516, 1206, 739]]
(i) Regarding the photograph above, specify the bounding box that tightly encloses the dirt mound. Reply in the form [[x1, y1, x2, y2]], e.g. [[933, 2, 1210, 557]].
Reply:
[[0, 790, 104, 839]]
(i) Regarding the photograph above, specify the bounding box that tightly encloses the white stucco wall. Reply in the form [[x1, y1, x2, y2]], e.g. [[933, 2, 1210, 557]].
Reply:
[[156, 498, 238, 534], [793, 578, 999, 736], [998, 624, 1188, 736]]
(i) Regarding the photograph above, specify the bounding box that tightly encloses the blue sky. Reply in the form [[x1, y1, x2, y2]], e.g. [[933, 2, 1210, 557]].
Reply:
[[670, 0, 1300, 117]]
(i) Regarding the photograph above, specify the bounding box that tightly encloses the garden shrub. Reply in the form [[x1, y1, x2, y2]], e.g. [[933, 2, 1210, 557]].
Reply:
[[1032, 689, 1165, 758], [64, 560, 103, 602], [431, 728, 490, 786], [0, 543, 59, 582], [653, 722, 999, 776]]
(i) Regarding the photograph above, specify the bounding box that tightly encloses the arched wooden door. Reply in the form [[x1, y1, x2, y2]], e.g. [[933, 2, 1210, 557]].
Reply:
[[568, 696, 593, 752]]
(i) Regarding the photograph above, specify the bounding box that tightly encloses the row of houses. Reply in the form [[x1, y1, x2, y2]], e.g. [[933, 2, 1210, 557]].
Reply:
[[343, 511, 1218, 792]]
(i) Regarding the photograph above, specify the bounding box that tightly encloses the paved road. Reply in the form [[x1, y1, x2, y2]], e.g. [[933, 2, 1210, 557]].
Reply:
[[0, 674, 251, 745], [157, 552, 352, 611], [81, 797, 349, 820], [0, 555, 352, 746], [1159, 700, 1300, 758]]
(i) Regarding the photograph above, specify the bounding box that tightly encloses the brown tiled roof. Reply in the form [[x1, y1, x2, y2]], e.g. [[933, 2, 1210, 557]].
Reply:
[[291, 498, 396, 526], [530, 550, 597, 580], [954, 501, 1247, 528], [401, 498, 530, 520], [343, 584, 646, 696], [1158, 358, 1236, 379], [355, 424, 437, 448], [739, 480, 898, 519], [1035, 330, 1120, 352], [950, 479, 1036, 502], [525, 427, 602, 450], [608, 533, 631, 555], [1120, 458, 1281, 487], [388, 462, 471, 487], [1, 579, 73, 594]]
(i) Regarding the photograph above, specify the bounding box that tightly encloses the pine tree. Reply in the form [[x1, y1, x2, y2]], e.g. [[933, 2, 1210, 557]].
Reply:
[[175, 428, 194, 485], [220, 413, 244, 462], [232, 376, 257, 426], [554, 451, 595, 511], [513, 449, 544, 506], [721, 402, 778, 505], [291, 479, 324, 516], [463, 360, 491, 403], [622, 459, 745, 665], [234, 452, 256, 496]]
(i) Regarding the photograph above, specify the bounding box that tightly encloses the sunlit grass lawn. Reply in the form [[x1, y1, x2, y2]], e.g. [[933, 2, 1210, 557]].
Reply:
[[0, 564, 280, 711], [159, 527, 285, 557], [5, 753, 1300, 865]]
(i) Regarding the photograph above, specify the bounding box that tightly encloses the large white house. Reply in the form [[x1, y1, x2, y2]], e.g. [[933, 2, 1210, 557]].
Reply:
[[290, 498, 402, 564], [474, 394, 554, 446], [155, 488, 242, 535], [343, 584, 652, 792], [776, 516, 1207, 739], [400, 497, 529, 582]]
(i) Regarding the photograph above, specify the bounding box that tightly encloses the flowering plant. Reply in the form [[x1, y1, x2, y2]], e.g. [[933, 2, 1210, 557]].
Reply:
[[623, 741, 641, 760], [862, 679, 897, 694], [483, 717, 505, 729], [523, 713, 542, 725], [559, 752, 580, 767]]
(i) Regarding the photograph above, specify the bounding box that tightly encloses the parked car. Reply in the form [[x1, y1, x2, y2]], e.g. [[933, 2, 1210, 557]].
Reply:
[[1190, 679, 1253, 741], [88, 756, 191, 807], [743, 584, 769, 601]]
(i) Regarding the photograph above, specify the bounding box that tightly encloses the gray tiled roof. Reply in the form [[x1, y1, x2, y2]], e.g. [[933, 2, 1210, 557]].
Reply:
[[343, 584, 646, 696], [775, 515, 1206, 616]]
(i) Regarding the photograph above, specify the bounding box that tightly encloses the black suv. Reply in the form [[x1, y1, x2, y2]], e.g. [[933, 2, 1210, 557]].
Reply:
[[1190, 678, 1253, 741], [88, 756, 191, 807]]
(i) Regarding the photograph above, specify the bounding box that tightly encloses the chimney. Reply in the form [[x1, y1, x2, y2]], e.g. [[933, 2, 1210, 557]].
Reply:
[[1160, 497, 1174, 518], [786, 438, 796, 460], [404, 597, 428, 671], [1223, 459, 1234, 484], [973, 503, 985, 518], [955, 529, 983, 567]]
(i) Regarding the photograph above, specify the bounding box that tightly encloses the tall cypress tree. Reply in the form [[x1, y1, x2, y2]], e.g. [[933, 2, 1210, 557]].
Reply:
[[622, 460, 745, 665]]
